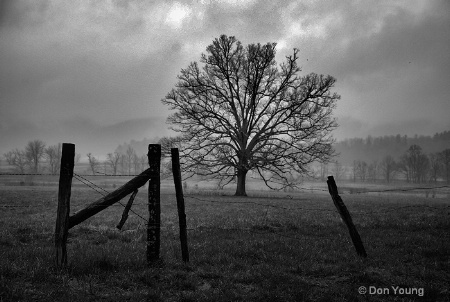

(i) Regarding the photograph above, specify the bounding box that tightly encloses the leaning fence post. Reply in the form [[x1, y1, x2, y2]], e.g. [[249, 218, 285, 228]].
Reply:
[[147, 144, 161, 262], [55, 143, 75, 268], [327, 176, 367, 258], [116, 189, 138, 230], [171, 148, 189, 263]]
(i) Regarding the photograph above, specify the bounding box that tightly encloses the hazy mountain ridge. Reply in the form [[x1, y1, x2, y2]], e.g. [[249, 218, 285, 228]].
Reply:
[[334, 131, 450, 165]]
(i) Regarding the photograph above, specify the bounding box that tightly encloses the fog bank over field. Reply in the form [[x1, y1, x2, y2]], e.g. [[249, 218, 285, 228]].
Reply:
[[1, 0, 450, 158]]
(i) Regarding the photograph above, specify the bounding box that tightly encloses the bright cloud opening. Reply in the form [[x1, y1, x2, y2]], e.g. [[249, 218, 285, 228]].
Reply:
[[165, 2, 192, 29]]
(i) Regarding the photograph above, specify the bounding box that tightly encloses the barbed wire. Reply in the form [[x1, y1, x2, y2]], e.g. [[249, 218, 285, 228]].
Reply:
[[2, 171, 449, 226], [0, 172, 150, 177], [73, 173, 109, 196], [347, 185, 450, 195], [72, 172, 150, 224], [0, 173, 59, 176], [184, 194, 337, 213], [184, 193, 450, 216], [2, 172, 449, 192]]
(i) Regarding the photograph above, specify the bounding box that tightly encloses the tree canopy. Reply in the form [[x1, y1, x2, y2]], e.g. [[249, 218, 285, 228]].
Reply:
[[162, 35, 340, 196]]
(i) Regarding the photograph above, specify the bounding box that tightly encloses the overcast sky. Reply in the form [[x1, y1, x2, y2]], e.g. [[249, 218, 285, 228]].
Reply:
[[1, 0, 449, 158]]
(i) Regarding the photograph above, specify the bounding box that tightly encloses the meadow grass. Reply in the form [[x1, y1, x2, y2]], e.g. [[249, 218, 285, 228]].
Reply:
[[0, 185, 449, 301]]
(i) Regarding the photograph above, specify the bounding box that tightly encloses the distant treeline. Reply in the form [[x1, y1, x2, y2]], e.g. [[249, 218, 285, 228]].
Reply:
[[334, 131, 450, 165], [3, 132, 450, 185], [320, 131, 450, 184]]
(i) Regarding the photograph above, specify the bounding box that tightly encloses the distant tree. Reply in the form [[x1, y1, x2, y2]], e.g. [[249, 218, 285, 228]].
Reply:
[[332, 161, 346, 181], [319, 162, 329, 181], [352, 160, 357, 182], [162, 35, 340, 196], [428, 153, 441, 184], [25, 140, 46, 173], [139, 155, 147, 173], [380, 155, 397, 183], [439, 149, 450, 184], [355, 160, 368, 182], [86, 153, 99, 175], [133, 153, 141, 175], [119, 154, 126, 175], [418, 156, 429, 183], [107, 152, 121, 175], [367, 160, 378, 182], [45, 144, 61, 175], [125, 146, 135, 175], [400, 145, 429, 183], [4, 149, 28, 173]]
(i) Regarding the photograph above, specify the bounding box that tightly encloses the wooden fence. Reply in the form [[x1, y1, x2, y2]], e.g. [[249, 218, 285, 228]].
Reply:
[[54, 142, 364, 269], [54, 143, 189, 268]]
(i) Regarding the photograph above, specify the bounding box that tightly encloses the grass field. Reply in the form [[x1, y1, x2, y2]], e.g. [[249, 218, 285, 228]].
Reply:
[[0, 180, 449, 301]]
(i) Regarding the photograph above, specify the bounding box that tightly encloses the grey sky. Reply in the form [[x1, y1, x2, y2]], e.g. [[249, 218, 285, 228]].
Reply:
[[1, 0, 449, 158]]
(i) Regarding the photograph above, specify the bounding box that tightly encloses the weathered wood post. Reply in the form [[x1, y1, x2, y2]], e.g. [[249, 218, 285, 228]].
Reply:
[[116, 189, 138, 230], [327, 176, 367, 258], [55, 143, 75, 268], [171, 148, 189, 263], [147, 144, 161, 262]]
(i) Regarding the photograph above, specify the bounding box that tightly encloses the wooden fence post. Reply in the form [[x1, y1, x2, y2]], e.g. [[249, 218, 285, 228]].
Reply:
[[327, 176, 367, 258], [171, 148, 189, 263], [55, 143, 75, 268], [147, 144, 161, 262], [116, 189, 138, 230]]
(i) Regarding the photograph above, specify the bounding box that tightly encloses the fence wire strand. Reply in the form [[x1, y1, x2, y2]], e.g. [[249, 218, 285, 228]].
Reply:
[[72, 172, 150, 224]]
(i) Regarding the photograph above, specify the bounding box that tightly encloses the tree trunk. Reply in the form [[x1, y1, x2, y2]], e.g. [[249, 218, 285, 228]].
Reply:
[[235, 169, 248, 196]]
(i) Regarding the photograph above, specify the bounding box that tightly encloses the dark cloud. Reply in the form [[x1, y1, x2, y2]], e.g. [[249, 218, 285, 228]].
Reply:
[[0, 0, 50, 28], [328, 5, 450, 80]]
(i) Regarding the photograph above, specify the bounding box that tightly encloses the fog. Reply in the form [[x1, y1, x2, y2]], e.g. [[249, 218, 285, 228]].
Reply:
[[1, 0, 449, 158]]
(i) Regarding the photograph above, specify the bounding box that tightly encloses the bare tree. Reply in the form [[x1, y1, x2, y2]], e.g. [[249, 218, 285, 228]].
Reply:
[[367, 160, 378, 182], [380, 155, 397, 183], [120, 154, 126, 175], [162, 35, 340, 196], [429, 153, 441, 184], [125, 146, 135, 175], [357, 161, 368, 182], [4, 149, 28, 173], [439, 149, 450, 184], [133, 153, 140, 175], [86, 153, 99, 175], [332, 161, 346, 181], [45, 144, 61, 175], [353, 160, 368, 182], [352, 160, 357, 182], [107, 152, 121, 175], [319, 162, 329, 181], [400, 145, 429, 183], [139, 155, 147, 173], [25, 140, 46, 173]]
